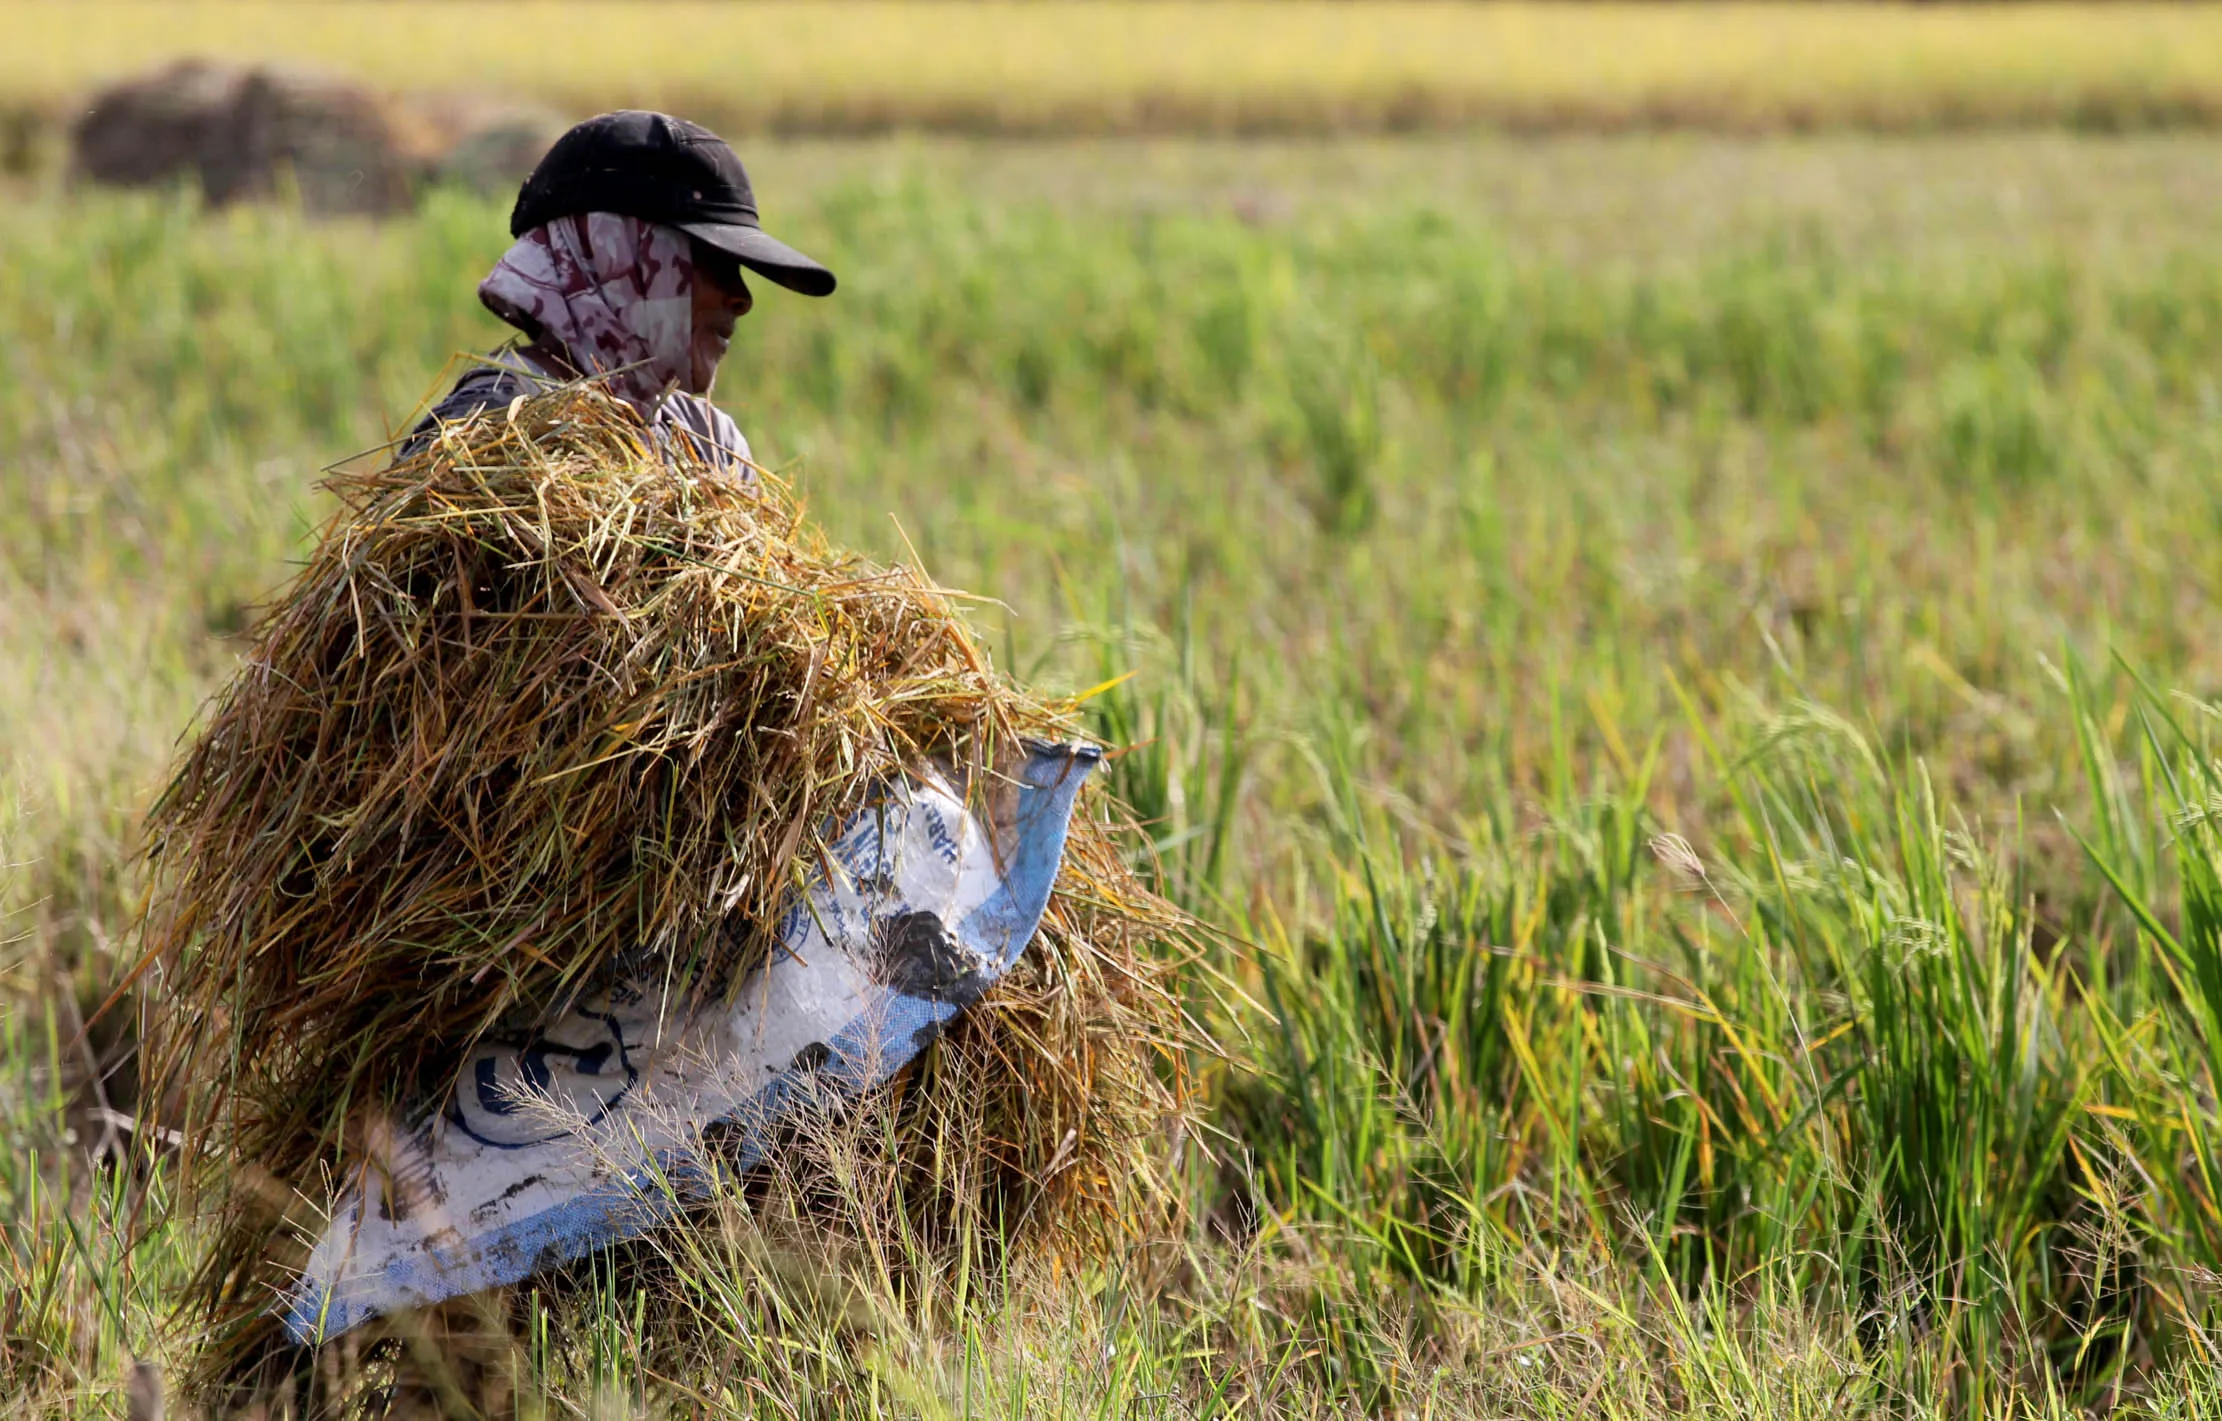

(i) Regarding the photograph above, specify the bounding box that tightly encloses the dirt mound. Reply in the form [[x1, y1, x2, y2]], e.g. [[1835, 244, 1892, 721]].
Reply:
[[70, 61, 563, 213]]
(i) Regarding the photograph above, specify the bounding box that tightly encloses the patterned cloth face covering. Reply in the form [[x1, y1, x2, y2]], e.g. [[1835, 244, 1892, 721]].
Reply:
[[478, 212, 698, 413]]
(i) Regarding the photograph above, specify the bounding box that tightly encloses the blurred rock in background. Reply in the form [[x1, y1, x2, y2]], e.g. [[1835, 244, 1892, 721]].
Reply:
[[71, 60, 431, 212], [69, 60, 565, 214], [415, 93, 570, 198]]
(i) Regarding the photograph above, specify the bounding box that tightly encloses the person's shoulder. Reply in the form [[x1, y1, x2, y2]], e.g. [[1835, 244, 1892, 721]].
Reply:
[[430, 350, 545, 424], [663, 393, 752, 473], [400, 349, 548, 456]]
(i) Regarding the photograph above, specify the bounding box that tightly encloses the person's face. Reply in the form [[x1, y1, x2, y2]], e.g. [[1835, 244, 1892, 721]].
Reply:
[[688, 241, 753, 394]]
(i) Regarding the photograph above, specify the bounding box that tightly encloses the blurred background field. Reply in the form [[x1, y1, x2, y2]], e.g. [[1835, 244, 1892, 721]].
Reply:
[[7, 2, 2222, 139], [13, 5, 2222, 1416]]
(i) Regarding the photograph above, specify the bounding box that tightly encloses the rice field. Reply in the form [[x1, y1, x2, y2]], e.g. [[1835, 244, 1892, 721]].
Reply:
[[5, 2, 2222, 137], [12, 132, 2222, 1413]]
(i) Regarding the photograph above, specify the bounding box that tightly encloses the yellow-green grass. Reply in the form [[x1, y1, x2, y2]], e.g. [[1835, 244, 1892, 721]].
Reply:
[[6, 2, 2222, 136], [17, 135, 2222, 1412]]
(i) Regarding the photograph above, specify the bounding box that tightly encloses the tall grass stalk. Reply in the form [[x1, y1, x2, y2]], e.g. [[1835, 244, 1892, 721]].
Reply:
[[10, 148, 2222, 1410]]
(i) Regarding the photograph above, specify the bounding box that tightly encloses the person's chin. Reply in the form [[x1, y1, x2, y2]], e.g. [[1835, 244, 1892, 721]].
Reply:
[[690, 346, 729, 395]]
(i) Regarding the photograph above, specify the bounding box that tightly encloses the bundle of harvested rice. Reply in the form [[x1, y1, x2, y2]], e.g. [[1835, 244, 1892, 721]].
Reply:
[[137, 386, 1194, 1389]]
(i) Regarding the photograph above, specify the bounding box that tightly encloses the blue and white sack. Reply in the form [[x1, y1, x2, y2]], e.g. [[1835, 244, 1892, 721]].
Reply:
[[284, 741, 1100, 1342]]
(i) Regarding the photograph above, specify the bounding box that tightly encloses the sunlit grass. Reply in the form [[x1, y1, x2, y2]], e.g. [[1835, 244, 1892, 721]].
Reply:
[[4, 2, 2222, 134], [11, 137, 2222, 1411]]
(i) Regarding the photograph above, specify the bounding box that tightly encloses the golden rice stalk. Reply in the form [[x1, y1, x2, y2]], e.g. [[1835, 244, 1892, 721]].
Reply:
[[135, 385, 1196, 1393]]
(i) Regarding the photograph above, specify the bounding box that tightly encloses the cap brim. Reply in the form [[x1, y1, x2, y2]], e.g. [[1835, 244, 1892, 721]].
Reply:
[[680, 222, 836, 297]]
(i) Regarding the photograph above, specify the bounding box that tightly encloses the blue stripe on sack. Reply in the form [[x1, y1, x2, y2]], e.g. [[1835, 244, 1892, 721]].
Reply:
[[283, 743, 1097, 1345]]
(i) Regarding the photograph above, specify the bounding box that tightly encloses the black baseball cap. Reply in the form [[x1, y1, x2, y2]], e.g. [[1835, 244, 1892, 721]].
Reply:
[[511, 110, 835, 297]]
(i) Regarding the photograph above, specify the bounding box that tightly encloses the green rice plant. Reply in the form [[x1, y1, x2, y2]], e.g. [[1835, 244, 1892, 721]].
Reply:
[[9, 141, 2222, 1411]]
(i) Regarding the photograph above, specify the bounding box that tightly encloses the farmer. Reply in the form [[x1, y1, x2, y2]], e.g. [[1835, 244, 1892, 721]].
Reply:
[[411, 109, 836, 466]]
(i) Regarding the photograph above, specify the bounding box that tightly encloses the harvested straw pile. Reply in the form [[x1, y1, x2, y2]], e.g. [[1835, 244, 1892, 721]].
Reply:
[[139, 386, 1192, 1385]]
